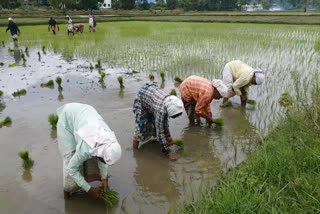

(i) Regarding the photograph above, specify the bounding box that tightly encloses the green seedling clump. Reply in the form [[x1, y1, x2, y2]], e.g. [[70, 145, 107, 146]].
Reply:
[[174, 77, 183, 83], [172, 139, 185, 149], [95, 59, 101, 69], [212, 118, 224, 126], [220, 100, 232, 108], [41, 80, 54, 88], [170, 89, 177, 96], [247, 99, 256, 106], [48, 113, 59, 129], [8, 62, 19, 67], [0, 62, 4, 66], [99, 72, 106, 82], [12, 89, 27, 97], [55, 76, 63, 90], [8, 47, 14, 52], [117, 76, 124, 88], [160, 71, 165, 81], [0, 116, 12, 127], [90, 63, 94, 70], [18, 151, 34, 170], [149, 74, 155, 81], [101, 189, 119, 208], [279, 92, 293, 109], [0, 90, 3, 96]]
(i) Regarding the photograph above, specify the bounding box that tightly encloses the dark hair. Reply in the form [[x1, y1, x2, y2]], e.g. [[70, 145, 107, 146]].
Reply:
[[171, 112, 182, 119]]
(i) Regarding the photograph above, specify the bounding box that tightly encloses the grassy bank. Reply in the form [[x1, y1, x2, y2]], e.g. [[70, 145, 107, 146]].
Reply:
[[177, 86, 320, 213]]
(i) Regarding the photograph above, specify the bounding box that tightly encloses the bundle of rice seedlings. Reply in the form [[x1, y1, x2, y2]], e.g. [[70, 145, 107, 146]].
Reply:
[[12, 89, 27, 97], [0, 90, 3, 96], [117, 76, 124, 89], [95, 59, 101, 69], [18, 151, 34, 170], [101, 189, 119, 208], [48, 114, 59, 129], [55, 76, 63, 91], [247, 99, 256, 106], [149, 74, 154, 81], [174, 77, 183, 83], [220, 100, 232, 108], [0, 62, 4, 66], [172, 139, 184, 149], [212, 118, 224, 126], [170, 89, 177, 96], [160, 71, 165, 82], [0, 116, 12, 127], [41, 80, 54, 88], [99, 72, 106, 82], [90, 63, 94, 70]]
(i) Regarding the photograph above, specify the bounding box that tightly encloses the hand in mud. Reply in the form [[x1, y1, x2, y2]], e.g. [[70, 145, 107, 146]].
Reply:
[[168, 152, 176, 161], [100, 179, 108, 193], [88, 187, 102, 200]]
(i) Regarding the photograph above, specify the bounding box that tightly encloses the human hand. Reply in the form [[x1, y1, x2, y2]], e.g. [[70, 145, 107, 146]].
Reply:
[[168, 152, 176, 161], [100, 178, 108, 193], [88, 187, 102, 200]]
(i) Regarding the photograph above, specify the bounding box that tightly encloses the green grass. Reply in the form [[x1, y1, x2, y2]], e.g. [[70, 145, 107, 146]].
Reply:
[[102, 189, 119, 208], [117, 76, 124, 89], [12, 89, 27, 97], [18, 151, 34, 170], [0, 116, 12, 128], [176, 86, 320, 214], [48, 113, 59, 129]]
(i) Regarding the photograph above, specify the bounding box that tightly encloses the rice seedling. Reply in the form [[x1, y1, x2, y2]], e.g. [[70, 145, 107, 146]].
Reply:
[[1, 41, 4, 47], [101, 189, 119, 208], [117, 76, 124, 89], [172, 139, 184, 149], [58, 91, 64, 101], [174, 77, 183, 83], [42, 45, 46, 54], [279, 92, 293, 109], [160, 71, 165, 82], [55, 76, 63, 91], [18, 151, 34, 170], [8, 47, 14, 52], [170, 89, 177, 96], [0, 62, 4, 66], [0, 90, 3, 96], [37, 51, 41, 61], [0, 116, 12, 127], [8, 62, 19, 67], [48, 113, 59, 129], [149, 74, 155, 81], [212, 118, 224, 126], [90, 63, 94, 70], [95, 59, 101, 69], [220, 100, 232, 108], [25, 47, 29, 55], [41, 80, 54, 89], [99, 72, 106, 82], [20, 53, 26, 63], [247, 99, 256, 106], [12, 89, 27, 97]]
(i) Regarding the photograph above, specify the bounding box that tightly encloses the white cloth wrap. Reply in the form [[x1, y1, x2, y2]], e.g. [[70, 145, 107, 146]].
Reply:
[[164, 95, 184, 117]]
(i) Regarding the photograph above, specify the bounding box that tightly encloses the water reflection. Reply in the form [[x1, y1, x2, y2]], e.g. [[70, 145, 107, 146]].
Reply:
[[22, 169, 32, 182], [58, 90, 64, 101], [118, 88, 124, 99]]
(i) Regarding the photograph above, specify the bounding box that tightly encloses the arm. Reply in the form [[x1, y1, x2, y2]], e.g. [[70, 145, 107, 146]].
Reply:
[[195, 94, 213, 121], [232, 74, 252, 96], [164, 117, 170, 138]]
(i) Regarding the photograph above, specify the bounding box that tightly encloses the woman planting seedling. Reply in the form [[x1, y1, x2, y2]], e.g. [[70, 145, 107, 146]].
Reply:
[[221, 60, 264, 107], [133, 82, 184, 161], [56, 103, 121, 200], [178, 75, 227, 125]]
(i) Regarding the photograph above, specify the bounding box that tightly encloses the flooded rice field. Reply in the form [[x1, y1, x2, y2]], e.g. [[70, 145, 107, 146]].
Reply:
[[0, 22, 319, 213]]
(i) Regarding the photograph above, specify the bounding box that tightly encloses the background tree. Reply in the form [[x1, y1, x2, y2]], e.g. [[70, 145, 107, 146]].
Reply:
[[120, 0, 135, 9], [167, 0, 179, 9]]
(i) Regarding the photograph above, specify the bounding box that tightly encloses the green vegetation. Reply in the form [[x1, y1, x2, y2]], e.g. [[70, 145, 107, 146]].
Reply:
[[18, 151, 34, 170], [170, 89, 177, 96], [41, 80, 54, 89], [247, 99, 256, 106], [95, 59, 102, 69], [117, 76, 125, 89], [172, 139, 185, 149], [12, 89, 27, 97], [174, 77, 183, 83], [42, 45, 46, 54], [48, 114, 59, 130], [102, 189, 119, 208], [0, 62, 4, 66], [212, 118, 224, 126], [90, 63, 94, 70], [55, 76, 63, 91], [1, 41, 4, 47], [8, 62, 19, 67], [220, 100, 232, 108], [0, 116, 12, 128], [0, 90, 3, 96], [160, 71, 165, 82], [177, 85, 320, 214], [37, 51, 41, 61], [99, 72, 106, 83], [279, 92, 294, 108]]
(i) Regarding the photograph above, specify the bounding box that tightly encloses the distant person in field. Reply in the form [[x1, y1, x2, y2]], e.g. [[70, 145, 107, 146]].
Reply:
[[178, 76, 227, 125], [5, 18, 20, 42], [74, 24, 84, 33], [88, 13, 96, 32], [133, 83, 184, 161], [48, 17, 58, 35], [221, 60, 265, 107], [56, 103, 122, 200], [66, 15, 74, 36]]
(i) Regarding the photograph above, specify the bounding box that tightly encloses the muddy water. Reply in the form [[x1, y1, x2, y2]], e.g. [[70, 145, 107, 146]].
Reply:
[[0, 46, 257, 214]]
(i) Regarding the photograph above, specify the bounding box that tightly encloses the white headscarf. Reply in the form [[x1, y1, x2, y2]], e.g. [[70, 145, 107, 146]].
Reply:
[[212, 79, 228, 97], [164, 95, 184, 117], [8, 17, 13, 21], [254, 69, 265, 85], [76, 121, 122, 165]]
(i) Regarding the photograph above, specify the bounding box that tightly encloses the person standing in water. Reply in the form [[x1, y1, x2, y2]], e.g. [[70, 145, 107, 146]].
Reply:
[[5, 18, 20, 42]]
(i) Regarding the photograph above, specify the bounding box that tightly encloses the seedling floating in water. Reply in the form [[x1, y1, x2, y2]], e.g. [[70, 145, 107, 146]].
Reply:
[[160, 71, 165, 82], [174, 77, 183, 83], [149, 74, 154, 81], [12, 89, 27, 97], [99, 72, 106, 82], [48, 114, 59, 129], [212, 118, 224, 126], [117, 76, 124, 88], [41, 80, 54, 89], [247, 99, 256, 106], [55, 76, 63, 91], [18, 151, 34, 170], [170, 89, 177, 96], [172, 139, 184, 149], [101, 189, 119, 208], [0, 116, 12, 127]]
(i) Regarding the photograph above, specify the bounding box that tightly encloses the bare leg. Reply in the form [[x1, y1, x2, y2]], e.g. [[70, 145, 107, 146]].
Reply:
[[64, 190, 70, 200], [133, 138, 140, 149]]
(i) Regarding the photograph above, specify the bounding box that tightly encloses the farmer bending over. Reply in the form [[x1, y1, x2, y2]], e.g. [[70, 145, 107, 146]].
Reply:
[[5, 18, 20, 42], [48, 17, 58, 35], [222, 60, 265, 107], [133, 83, 184, 161], [178, 75, 227, 125], [57, 103, 122, 200]]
